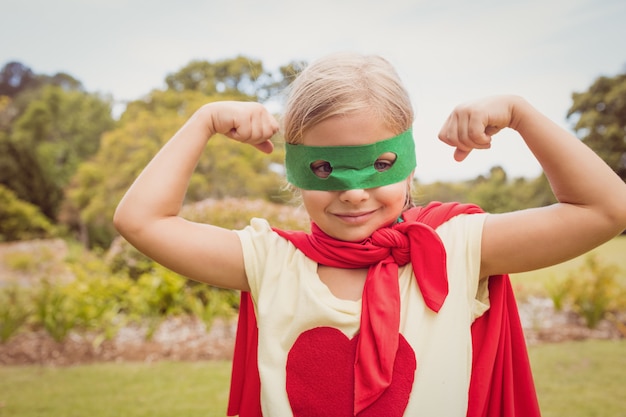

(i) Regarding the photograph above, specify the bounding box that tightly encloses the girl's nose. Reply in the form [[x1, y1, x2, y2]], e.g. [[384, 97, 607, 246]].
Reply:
[[339, 188, 369, 204]]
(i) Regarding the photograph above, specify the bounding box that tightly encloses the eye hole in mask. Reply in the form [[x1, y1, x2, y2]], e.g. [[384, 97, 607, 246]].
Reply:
[[309, 152, 398, 179]]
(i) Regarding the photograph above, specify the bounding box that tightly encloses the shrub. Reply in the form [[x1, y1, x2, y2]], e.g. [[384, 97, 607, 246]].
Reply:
[[549, 255, 624, 329], [0, 285, 30, 342], [0, 184, 57, 242], [31, 279, 77, 342]]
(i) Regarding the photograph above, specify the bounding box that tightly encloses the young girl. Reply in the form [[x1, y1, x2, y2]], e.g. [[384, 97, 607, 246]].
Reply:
[[114, 53, 626, 416]]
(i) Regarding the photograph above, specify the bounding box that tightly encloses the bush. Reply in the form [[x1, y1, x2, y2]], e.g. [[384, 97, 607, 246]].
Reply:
[[0, 185, 56, 242], [0, 285, 30, 342], [548, 255, 625, 328], [0, 244, 239, 343]]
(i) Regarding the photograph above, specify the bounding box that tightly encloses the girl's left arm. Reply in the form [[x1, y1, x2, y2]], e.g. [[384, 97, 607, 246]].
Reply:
[[438, 95, 626, 277]]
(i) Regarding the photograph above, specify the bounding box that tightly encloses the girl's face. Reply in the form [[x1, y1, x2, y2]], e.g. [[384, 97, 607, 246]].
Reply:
[[299, 112, 411, 242]]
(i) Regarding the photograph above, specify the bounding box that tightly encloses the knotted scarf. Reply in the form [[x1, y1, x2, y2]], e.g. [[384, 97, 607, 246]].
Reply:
[[227, 202, 540, 417]]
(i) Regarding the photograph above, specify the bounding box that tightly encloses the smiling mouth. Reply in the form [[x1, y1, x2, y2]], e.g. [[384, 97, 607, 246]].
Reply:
[[333, 210, 377, 224]]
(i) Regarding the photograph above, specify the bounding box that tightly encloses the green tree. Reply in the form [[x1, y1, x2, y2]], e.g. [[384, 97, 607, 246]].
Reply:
[[1, 85, 115, 219], [0, 61, 84, 132], [417, 166, 556, 214], [415, 179, 469, 205], [67, 54, 301, 248], [68, 89, 287, 248], [0, 133, 63, 219], [12, 85, 115, 185], [567, 71, 626, 181], [0, 61, 39, 98], [164, 55, 299, 102], [66, 89, 195, 248], [466, 166, 514, 213]]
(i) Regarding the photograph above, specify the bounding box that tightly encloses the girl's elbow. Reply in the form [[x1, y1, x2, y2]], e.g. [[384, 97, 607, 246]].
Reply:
[[112, 205, 138, 237], [603, 196, 626, 235]]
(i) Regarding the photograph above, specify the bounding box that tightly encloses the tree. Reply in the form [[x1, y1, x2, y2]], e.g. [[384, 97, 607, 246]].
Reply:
[[0, 133, 63, 219], [0, 61, 85, 132], [1, 85, 114, 219], [164, 55, 300, 102], [64, 56, 302, 248], [567, 71, 626, 181], [0, 61, 39, 98], [68, 89, 288, 248]]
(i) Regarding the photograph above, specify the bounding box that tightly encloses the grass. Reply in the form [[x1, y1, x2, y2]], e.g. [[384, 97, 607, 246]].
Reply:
[[1, 340, 625, 416], [510, 235, 626, 298], [528, 339, 626, 417], [0, 361, 232, 417]]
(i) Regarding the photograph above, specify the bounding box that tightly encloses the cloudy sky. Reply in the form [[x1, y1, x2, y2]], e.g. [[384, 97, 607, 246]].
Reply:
[[3, 0, 625, 182]]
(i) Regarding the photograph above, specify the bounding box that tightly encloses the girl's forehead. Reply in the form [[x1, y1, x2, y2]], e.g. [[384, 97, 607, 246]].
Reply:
[[301, 113, 397, 147]]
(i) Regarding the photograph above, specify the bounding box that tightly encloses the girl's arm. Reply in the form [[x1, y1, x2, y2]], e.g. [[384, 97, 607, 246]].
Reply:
[[438, 95, 626, 277], [113, 101, 279, 291]]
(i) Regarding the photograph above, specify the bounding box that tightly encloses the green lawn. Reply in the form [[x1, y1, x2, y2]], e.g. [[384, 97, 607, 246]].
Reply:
[[0, 361, 232, 417], [529, 339, 626, 417], [1, 339, 624, 417]]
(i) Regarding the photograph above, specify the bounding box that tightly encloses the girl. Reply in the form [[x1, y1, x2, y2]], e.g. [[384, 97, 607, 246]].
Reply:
[[114, 53, 626, 416]]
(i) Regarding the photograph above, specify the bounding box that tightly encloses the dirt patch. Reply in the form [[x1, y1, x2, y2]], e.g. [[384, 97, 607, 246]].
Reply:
[[518, 296, 626, 345], [0, 238, 73, 286], [0, 316, 236, 366]]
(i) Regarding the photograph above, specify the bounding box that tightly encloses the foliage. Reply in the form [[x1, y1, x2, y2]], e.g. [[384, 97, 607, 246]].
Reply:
[[417, 168, 556, 211], [31, 279, 79, 342], [547, 255, 625, 328], [0, 62, 39, 98], [0, 242, 240, 343], [0, 134, 63, 220], [165, 54, 299, 102], [0, 61, 82, 100], [567, 71, 626, 181], [1, 84, 114, 220], [181, 197, 310, 230], [0, 184, 56, 242], [12, 85, 115, 184], [0, 285, 30, 342], [69, 88, 287, 248], [0, 197, 311, 342]]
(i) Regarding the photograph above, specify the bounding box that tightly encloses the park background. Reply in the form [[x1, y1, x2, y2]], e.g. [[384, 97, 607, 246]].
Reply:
[[1, 0, 626, 416]]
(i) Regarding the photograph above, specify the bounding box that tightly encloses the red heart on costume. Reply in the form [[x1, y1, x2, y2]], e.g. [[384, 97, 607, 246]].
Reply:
[[286, 327, 416, 416]]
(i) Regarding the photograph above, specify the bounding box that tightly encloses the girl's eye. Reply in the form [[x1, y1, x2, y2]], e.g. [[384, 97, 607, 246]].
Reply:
[[374, 152, 397, 172], [310, 160, 333, 178]]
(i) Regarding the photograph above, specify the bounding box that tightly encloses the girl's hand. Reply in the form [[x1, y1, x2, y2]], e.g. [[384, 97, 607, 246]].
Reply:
[[438, 95, 521, 161], [204, 101, 280, 154]]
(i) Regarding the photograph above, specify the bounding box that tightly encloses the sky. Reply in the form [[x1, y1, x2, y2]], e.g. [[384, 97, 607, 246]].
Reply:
[[2, 0, 625, 183]]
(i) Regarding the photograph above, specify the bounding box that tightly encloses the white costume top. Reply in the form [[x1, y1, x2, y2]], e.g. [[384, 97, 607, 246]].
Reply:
[[235, 213, 489, 416]]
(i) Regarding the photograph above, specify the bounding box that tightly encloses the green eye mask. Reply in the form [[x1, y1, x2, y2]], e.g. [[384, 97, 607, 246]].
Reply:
[[285, 128, 416, 191]]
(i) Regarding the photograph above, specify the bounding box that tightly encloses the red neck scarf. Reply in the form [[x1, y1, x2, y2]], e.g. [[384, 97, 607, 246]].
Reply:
[[227, 202, 540, 417]]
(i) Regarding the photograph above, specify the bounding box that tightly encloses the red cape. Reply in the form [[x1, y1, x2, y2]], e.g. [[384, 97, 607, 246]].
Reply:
[[227, 202, 541, 416]]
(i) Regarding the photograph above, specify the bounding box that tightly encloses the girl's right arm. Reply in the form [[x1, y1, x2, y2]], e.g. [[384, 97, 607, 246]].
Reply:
[[113, 101, 279, 291]]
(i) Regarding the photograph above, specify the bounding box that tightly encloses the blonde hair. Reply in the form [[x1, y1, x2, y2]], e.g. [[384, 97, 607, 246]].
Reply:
[[282, 53, 414, 144]]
